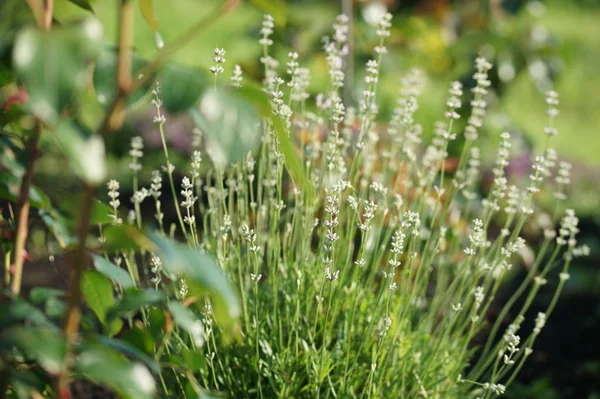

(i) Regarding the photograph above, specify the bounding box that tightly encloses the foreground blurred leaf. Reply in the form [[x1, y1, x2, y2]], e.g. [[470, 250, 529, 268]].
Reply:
[[191, 89, 261, 167], [29, 287, 66, 318], [250, 0, 286, 26], [0, 171, 52, 208], [107, 288, 165, 320], [237, 82, 313, 198], [75, 345, 155, 399], [0, 136, 25, 178], [158, 63, 208, 112], [28, 287, 64, 304], [102, 224, 153, 252], [93, 47, 149, 108], [168, 302, 206, 347], [12, 19, 103, 123], [39, 208, 77, 249], [150, 233, 240, 327], [94, 334, 159, 372], [54, 120, 106, 185], [138, 0, 158, 31], [8, 327, 66, 375], [0, 0, 34, 54], [61, 195, 113, 224], [68, 0, 96, 12], [0, 295, 57, 329], [92, 255, 135, 289], [81, 270, 115, 324]]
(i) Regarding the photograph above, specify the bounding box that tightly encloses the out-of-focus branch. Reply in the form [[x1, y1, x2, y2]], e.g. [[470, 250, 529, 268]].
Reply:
[[57, 1, 135, 395], [107, 0, 135, 131], [24, 0, 44, 27], [9, 128, 40, 295], [99, 0, 239, 134], [9, 0, 53, 294], [43, 0, 53, 30]]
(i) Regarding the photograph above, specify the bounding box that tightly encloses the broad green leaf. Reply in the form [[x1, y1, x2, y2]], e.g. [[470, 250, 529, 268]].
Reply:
[[93, 47, 149, 108], [39, 208, 77, 249], [271, 114, 314, 199], [102, 224, 153, 252], [75, 346, 155, 399], [192, 89, 261, 167], [62, 196, 113, 224], [6, 368, 48, 399], [168, 302, 205, 347], [54, 120, 106, 185], [198, 391, 224, 399], [92, 255, 135, 289], [237, 82, 313, 198], [8, 327, 66, 374], [107, 288, 165, 320], [147, 307, 165, 341], [181, 348, 206, 371], [158, 63, 208, 112], [0, 0, 34, 54], [0, 296, 56, 329], [29, 287, 66, 318], [0, 171, 52, 209], [93, 334, 159, 373], [68, 0, 96, 12], [90, 200, 114, 224], [29, 287, 64, 304], [0, 136, 25, 178], [12, 19, 103, 123], [119, 327, 154, 355], [149, 233, 240, 325], [250, 0, 286, 26], [81, 270, 115, 324], [138, 0, 158, 31]]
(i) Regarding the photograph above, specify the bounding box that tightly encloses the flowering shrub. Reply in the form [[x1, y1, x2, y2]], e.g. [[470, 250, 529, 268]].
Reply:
[[103, 13, 587, 399]]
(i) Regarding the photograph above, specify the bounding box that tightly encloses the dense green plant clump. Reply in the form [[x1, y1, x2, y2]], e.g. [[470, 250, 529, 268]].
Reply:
[[100, 13, 587, 399]]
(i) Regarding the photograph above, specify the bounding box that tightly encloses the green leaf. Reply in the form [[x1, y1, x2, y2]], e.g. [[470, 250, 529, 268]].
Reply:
[[93, 334, 159, 373], [147, 307, 165, 341], [28, 287, 66, 318], [168, 302, 205, 347], [8, 327, 66, 374], [12, 19, 103, 123], [75, 345, 155, 399], [0, 296, 57, 329], [158, 62, 208, 112], [68, 0, 96, 12], [149, 233, 240, 326], [0, 136, 25, 178], [0, 0, 34, 54], [81, 270, 115, 324], [62, 196, 113, 224], [102, 224, 153, 252], [92, 254, 135, 289], [138, 0, 158, 31], [198, 391, 225, 399], [119, 327, 154, 355], [0, 171, 52, 209], [238, 82, 314, 198], [249, 0, 286, 26], [192, 89, 261, 167], [181, 348, 206, 371], [107, 288, 165, 320], [272, 113, 314, 199], [29, 287, 64, 304], [39, 208, 77, 249], [93, 47, 149, 108], [54, 119, 106, 185]]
